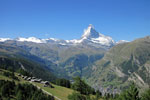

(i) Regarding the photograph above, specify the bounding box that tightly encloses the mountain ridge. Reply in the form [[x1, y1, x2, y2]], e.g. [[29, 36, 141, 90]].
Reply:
[[0, 24, 128, 48]]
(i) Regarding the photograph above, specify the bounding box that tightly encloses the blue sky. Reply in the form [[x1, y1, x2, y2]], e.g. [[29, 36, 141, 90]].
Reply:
[[0, 0, 149, 41]]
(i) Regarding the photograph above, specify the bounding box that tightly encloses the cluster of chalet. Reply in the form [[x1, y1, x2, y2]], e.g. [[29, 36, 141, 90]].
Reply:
[[18, 74, 53, 88]]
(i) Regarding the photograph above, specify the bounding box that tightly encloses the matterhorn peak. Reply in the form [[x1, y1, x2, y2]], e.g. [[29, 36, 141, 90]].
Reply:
[[79, 24, 116, 47], [88, 24, 94, 29], [81, 24, 100, 39]]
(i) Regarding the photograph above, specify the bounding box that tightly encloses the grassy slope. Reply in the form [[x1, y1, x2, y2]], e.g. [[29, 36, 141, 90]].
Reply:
[[0, 69, 103, 100], [0, 69, 73, 100], [34, 82, 73, 100]]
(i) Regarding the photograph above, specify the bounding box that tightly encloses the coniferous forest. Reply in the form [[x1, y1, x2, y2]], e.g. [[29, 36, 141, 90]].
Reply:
[[68, 79, 150, 100], [0, 80, 54, 100]]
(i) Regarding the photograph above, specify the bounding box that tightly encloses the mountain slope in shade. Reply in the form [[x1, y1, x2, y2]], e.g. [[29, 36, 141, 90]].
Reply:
[[0, 43, 56, 81], [87, 36, 150, 93], [0, 40, 106, 79]]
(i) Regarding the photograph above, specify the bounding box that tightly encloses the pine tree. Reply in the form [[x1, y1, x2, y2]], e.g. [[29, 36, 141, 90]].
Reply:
[[71, 77, 92, 95], [141, 88, 150, 100], [68, 92, 86, 100], [96, 90, 102, 99], [1, 84, 9, 97], [126, 83, 139, 100], [0, 94, 2, 100], [117, 82, 140, 100], [16, 90, 23, 100]]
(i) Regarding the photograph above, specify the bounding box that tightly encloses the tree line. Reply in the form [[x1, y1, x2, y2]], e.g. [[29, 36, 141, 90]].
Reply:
[[68, 77, 150, 100], [55, 78, 71, 88]]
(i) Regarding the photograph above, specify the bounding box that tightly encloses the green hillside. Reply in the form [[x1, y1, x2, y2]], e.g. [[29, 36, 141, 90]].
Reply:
[[0, 69, 74, 100], [0, 69, 102, 100], [34, 83, 73, 100], [1, 69, 150, 100], [87, 36, 150, 93]]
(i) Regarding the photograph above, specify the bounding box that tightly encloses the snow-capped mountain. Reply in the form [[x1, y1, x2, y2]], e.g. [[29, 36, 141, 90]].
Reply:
[[0, 38, 11, 42], [116, 40, 129, 44], [0, 24, 127, 49], [16, 37, 46, 43], [62, 24, 116, 47], [82, 24, 100, 39], [79, 24, 115, 46]]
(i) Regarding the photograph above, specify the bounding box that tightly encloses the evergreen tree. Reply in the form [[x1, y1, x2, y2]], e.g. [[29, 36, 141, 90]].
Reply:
[[71, 77, 91, 95], [47, 95, 55, 100], [0, 94, 2, 100], [117, 82, 140, 100], [68, 92, 86, 100], [16, 90, 23, 100], [0, 80, 54, 100], [15, 84, 22, 95], [126, 83, 139, 100], [56, 78, 71, 88], [141, 88, 150, 100], [1, 84, 9, 97], [96, 90, 102, 99], [4, 97, 10, 100]]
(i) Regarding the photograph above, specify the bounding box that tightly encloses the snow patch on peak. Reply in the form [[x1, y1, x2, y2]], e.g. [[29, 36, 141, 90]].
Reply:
[[66, 37, 87, 44], [0, 38, 11, 42], [59, 43, 67, 45], [68, 39, 83, 44], [45, 38, 59, 41], [91, 36, 115, 46]]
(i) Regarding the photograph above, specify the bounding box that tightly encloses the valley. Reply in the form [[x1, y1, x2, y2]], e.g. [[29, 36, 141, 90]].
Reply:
[[0, 25, 150, 100]]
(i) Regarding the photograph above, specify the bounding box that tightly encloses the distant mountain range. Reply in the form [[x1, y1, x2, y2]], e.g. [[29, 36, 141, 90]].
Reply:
[[0, 24, 128, 49], [0, 24, 149, 94]]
